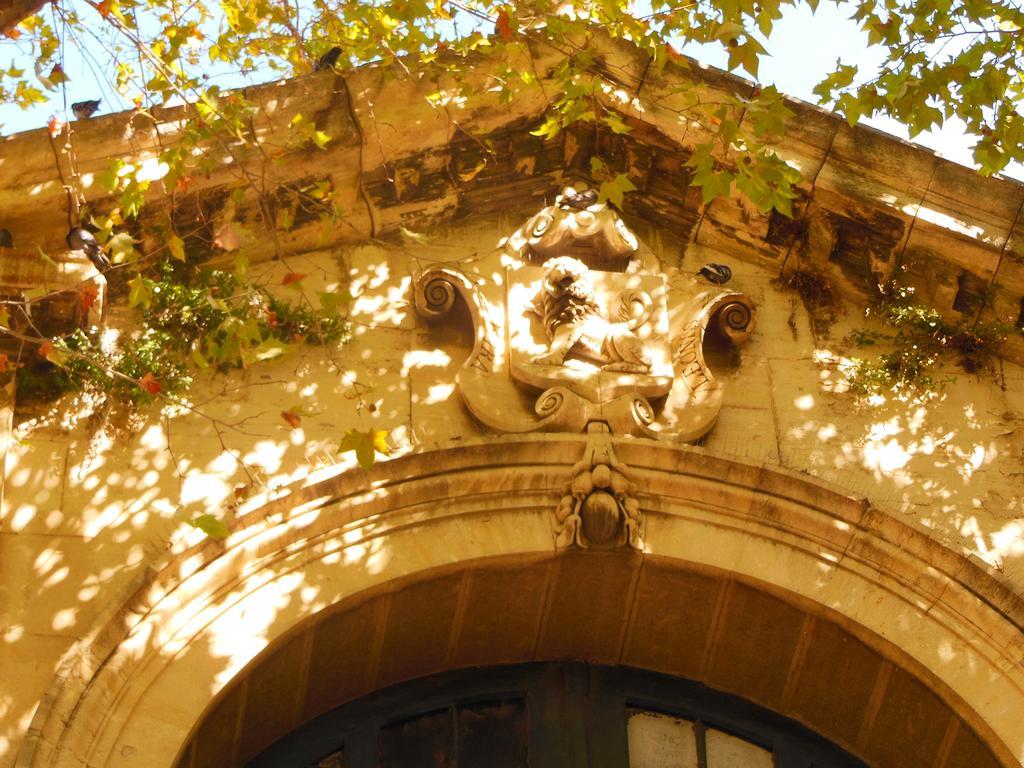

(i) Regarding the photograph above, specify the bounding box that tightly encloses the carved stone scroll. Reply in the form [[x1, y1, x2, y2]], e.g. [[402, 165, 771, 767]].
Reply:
[[656, 290, 757, 442], [413, 267, 498, 375]]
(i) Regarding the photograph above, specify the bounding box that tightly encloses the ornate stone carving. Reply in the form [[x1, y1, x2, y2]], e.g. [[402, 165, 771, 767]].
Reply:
[[412, 186, 756, 441], [413, 267, 499, 375], [527, 256, 653, 374], [505, 184, 644, 271], [554, 422, 642, 550]]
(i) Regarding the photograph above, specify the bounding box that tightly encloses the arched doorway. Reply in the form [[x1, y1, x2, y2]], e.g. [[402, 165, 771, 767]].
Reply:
[[169, 553, 1006, 768], [19, 439, 1024, 768], [249, 664, 866, 767]]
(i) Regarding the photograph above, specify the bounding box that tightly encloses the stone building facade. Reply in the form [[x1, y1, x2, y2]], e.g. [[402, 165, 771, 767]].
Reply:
[[1, 34, 1024, 768]]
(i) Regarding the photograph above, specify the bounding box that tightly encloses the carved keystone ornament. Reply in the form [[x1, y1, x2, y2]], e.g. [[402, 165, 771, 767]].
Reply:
[[413, 185, 756, 549]]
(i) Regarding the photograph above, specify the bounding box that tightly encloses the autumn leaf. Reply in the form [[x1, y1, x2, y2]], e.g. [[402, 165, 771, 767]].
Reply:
[[37, 340, 65, 366], [47, 116, 62, 137], [0, 353, 8, 373], [97, 0, 112, 17], [338, 428, 390, 469], [0, 307, 10, 327], [167, 234, 186, 262], [47, 64, 68, 86], [139, 372, 161, 395], [400, 227, 429, 245], [190, 514, 229, 538], [495, 8, 514, 41], [457, 159, 487, 182], [5, 28, 21, 40], [281, 271, 307, 286], [281, 410, 301, 428], [80, 282, 99, 314]]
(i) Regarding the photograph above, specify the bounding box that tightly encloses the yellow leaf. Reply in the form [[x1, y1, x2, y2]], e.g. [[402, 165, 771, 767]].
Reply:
[[128, 274, 152, 309], [168, 234, 186, 262], [371, 429, 390, 456]]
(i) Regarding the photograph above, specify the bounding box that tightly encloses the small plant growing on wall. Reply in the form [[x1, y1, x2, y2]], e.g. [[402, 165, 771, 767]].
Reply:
[[781, 267, 842, 338], [843, 283, 1008, 400], [15, 258, 349, 410]]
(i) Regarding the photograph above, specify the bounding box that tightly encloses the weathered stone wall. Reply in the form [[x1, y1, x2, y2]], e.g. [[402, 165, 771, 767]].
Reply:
[[2, 34, 1024, 766], [2, 210, 1024, 766]]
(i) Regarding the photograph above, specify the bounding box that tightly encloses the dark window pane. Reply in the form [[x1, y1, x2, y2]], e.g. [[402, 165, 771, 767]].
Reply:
[[380, 710, 452, 768], [316, 750, 345, 768], [457, 700, 528, 768]]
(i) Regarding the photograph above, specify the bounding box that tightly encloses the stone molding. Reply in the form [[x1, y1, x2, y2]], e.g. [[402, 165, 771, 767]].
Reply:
[[15, 437, 1024, 767], [3, 31, 1024, 359]]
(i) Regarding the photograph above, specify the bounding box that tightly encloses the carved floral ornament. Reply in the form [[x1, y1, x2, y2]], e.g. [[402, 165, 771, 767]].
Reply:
[[413, 185, 755, 549]]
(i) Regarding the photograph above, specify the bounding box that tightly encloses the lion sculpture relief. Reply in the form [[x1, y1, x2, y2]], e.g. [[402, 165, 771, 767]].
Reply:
[[528, 256, 652, 374]]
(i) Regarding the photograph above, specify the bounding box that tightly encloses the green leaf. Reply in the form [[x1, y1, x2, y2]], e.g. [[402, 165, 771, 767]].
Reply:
[[191, 514, 229, 538], [691, 167, 734, 205], [251, 337, 291, 361], [597, 173, 637, 209], [37, 246, 58, 267], [190, 343, 210, 369], [108, 232, 138, 263], [318, 290, 349, 317], [97, 159, 125, 192], [603, 113, 631, 135], [530, 115, 561, 140], [128, 274, 152, 309], [206, 290, 230, 312], [233, 253, 249, 281]]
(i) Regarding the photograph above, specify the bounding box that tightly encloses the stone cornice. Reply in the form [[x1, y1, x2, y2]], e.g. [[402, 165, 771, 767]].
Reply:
[[1, 33, 1022, 357]]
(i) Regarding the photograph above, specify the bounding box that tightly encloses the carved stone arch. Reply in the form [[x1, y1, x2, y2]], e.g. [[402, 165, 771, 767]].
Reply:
[[16, 439, 1024, 768]]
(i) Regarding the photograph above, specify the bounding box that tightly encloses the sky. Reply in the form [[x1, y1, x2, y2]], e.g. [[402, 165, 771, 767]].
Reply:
[[1, 1, 1020, 181], [680, 3, 1024, 181]]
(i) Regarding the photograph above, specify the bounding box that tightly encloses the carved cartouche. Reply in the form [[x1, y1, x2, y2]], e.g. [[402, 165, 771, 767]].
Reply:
[[506, 185, 639, 270]]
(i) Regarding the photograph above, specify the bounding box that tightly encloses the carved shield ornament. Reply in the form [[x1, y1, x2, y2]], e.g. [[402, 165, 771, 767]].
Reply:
[[413, 185, 755, 442]]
